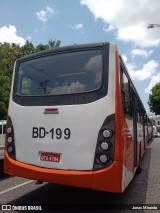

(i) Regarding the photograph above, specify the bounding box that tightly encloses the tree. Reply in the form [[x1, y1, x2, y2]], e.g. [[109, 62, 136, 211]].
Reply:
[[36, 39, 61, 52], [21, 40, 35, 56], [0, 39, 61, 120], [0, 75, 11, 119], [48, 39, 61, 48], [148, 82, 160, 115], [36, 43, 49, 52]]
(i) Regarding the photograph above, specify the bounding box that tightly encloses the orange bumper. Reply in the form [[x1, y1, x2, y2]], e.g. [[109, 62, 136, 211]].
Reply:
[[4, 151, 122, 192]]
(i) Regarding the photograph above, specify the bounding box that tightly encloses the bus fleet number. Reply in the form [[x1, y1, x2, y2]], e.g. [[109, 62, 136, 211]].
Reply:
[[32, 127, 71, 140]]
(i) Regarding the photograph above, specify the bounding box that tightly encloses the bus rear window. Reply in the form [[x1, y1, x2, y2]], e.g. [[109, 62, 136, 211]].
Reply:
[[16, 50, 102, 96]]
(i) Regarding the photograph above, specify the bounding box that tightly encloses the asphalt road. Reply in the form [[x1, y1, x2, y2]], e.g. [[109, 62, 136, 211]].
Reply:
[[0, 138, 160, 212]]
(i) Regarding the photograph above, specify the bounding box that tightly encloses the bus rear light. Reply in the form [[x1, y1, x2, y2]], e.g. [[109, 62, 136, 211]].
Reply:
[[6, 116, 16, 160], [93, 114, 115, 170], [8, 146, 13, 153], [100, 141, 110, 150], [7, 127, 12, 134], [44, 108, 59, 114], [45, 108, 58, 111], [8, 137, 12, 143], [95, 153, 111, 164], [99, 154, 109, 164], [102, 129, 113, 139]]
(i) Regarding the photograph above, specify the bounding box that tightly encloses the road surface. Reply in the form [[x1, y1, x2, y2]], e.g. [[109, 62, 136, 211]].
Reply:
[[0, 138, 160, 212]]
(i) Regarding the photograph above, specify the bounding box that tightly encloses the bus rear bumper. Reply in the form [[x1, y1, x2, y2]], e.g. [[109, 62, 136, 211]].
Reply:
[[4, 151, 122, 192]]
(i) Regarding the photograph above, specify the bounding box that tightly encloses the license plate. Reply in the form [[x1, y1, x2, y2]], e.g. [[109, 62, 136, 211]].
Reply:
[[40, 152, 60, 163]]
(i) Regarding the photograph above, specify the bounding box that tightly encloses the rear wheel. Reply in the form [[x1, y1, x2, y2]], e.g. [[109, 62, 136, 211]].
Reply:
[[136, 149, 142, 174]]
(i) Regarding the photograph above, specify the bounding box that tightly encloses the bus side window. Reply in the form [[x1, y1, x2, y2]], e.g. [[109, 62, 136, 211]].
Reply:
[[120, 58, 132, 117], [122, 92, 131, 116]]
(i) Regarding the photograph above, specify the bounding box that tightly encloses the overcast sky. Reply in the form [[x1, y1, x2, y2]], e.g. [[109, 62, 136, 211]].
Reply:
[[0, 0, 160, 113]]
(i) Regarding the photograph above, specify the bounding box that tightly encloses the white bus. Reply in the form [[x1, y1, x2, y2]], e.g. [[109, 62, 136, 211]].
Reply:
[[4, 42, 150, 192], [0, 120, 6, 160]]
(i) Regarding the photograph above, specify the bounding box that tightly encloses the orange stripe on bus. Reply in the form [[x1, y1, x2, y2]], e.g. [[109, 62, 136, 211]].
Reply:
[[115, 51, 134, 173], [4, 151, 123, 192]]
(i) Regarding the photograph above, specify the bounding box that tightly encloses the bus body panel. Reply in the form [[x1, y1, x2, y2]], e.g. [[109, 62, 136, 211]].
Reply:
[[4, 151, 123, 192], [8, 95, 115, 171], [123, 118, 134, 188], [115, 51, 134, 190], [7, 43, 117, 171]]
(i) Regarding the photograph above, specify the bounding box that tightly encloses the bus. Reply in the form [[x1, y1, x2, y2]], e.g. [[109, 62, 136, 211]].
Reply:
[[147, 118, 153, 141], [4, 42, 150, 193], [0, 120, 6, 160]]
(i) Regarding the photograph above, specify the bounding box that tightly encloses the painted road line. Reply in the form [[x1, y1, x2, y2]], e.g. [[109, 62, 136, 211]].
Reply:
[[0, 180, 34, 195]]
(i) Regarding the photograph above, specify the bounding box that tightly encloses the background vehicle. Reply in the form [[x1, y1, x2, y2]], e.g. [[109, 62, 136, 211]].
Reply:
[[0, 120, 6, 160], [152, 126, 158, 137], [147, 118, 153, 141], [4, 42, 151, 192], [156, 120, 160, 133]]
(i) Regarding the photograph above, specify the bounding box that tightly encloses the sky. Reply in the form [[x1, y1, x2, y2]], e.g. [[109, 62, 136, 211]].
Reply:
[[0, 0, 160, 113]]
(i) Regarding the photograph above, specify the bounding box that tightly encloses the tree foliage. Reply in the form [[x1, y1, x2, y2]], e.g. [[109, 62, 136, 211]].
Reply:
[[0, 39, 61, 119], [148, 82, 160, 115]]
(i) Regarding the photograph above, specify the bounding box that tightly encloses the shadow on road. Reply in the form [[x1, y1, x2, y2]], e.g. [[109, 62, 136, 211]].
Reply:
[[0, 160, 12, 180]]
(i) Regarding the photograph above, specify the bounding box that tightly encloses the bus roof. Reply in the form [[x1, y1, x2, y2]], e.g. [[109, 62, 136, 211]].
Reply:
[[16, 42, 116, 62]]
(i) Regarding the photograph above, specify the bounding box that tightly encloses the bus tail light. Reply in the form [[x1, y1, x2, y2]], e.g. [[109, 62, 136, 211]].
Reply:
[[93, 114, 115, 170], [99, 154, 109, 164], [102, 129, 113, 139], [6, 116, 16, 160], [100, 141, 111, 150]]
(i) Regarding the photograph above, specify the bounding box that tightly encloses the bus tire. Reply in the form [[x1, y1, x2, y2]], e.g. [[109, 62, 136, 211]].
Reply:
[[136, 149, 142, 174]]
